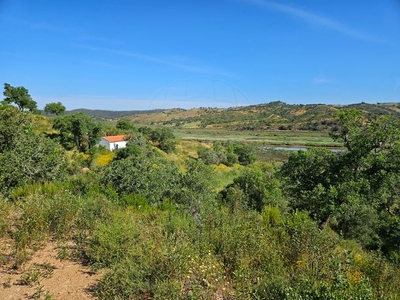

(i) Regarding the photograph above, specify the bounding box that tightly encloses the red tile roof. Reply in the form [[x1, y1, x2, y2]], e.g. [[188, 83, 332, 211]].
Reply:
[[102, 135, 128, 142]]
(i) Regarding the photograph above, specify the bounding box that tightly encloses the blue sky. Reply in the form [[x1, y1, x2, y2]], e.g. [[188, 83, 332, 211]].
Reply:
[[1, 0, 399, 110]]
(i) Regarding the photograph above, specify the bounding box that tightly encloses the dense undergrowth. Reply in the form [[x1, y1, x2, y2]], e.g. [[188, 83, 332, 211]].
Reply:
[[2, 177, 399, 299], [0, 105, 400, 299]]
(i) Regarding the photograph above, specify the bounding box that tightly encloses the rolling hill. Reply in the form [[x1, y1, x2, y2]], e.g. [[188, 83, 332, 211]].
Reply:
[[69, 101, 400, 131]]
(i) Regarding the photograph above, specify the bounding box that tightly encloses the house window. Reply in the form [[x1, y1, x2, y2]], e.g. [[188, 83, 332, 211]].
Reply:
[[115, 144, 119, 150]]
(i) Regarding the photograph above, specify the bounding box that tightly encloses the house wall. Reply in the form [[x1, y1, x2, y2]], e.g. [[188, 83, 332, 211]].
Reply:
[[98, 138, 111, 150], [98, 138, 128, 151], [111, 141, 128, 151]]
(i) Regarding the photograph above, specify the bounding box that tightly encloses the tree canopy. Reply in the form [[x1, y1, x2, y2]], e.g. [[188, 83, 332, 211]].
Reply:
[[52, 113, 102, 152], [220, 163, 283, 212], [2, 83, 37, 112], [0, 106, 32, 152], [280, 109, 400, 257], [116, 119, 136, 131], [0, 107, 67, 195], [44, 102, 66, 115]]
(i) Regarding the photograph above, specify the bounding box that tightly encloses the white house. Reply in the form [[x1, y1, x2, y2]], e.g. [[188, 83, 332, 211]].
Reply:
[[98, 135, 129, 151]]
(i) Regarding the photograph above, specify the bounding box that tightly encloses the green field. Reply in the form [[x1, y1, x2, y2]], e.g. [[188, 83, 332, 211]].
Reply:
[[173, 128, 342, 147]]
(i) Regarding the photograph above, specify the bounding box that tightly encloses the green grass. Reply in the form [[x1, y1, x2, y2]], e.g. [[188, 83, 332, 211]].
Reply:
[[255, 148, 292, 163], [173, 128, 341, 147], [212, 164, 243, 191]]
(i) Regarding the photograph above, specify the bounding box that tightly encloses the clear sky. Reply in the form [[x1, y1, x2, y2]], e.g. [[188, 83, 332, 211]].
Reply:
[[1, 0, 399, 110]]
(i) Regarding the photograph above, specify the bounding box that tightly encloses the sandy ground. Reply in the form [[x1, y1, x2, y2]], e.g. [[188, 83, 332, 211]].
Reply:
[[0, 240, 102, 300]]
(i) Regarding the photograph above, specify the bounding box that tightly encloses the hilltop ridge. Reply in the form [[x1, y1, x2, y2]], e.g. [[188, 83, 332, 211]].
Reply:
[[70, 101, 400, 131]]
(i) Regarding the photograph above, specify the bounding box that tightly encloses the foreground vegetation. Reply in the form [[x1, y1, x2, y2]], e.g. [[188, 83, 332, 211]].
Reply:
[[1, 84, 400, 299]]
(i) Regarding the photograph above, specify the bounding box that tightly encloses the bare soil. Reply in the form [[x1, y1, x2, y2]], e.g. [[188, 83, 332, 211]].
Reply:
[[0, 240, 102, 300]]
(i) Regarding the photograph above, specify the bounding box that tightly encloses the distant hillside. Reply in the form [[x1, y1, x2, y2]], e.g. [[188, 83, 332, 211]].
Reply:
[[70, 102, 400, 131], [67, 108, 165, 120]]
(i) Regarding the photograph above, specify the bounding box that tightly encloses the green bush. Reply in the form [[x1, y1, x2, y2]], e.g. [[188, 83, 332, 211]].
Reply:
[[91, 210, 197, 299], [220, 163, 284, 213], [0, 196, 12, 237], [87, 210, 140, 268]]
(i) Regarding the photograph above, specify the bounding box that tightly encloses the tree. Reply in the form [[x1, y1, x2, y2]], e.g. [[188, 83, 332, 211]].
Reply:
[[197, 141, 228, 165], [172, 158, 216, 227], [138, 126, 152, 138], [116, 120, 136, 131], [53, 113, 102, 152], [220, 163, 283, 212], [113, 134, 151, 161], [0, 107, 67, 195], [280, 109, 400, 254], [2, 83, 37, 112], [197, 141, 255, 167], [280, 148, 335, 224], [0, 106, 32, 152], [225, 141, 256, 166], [44, 102, 66, 116], [101, 155, 180, 204], [149, 127, 176, 153], [0, 134, 67, 195], [197, 147, 221, 165]]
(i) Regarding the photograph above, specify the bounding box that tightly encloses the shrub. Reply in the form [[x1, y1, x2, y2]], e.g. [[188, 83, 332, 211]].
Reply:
[[220, 163, 284, 213], [91, 210, 197, 299], [0, 196, 12, 237]]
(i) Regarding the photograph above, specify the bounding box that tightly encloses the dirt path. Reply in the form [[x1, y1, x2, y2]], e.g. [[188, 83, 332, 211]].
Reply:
[[0, 240, 102, 299]]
